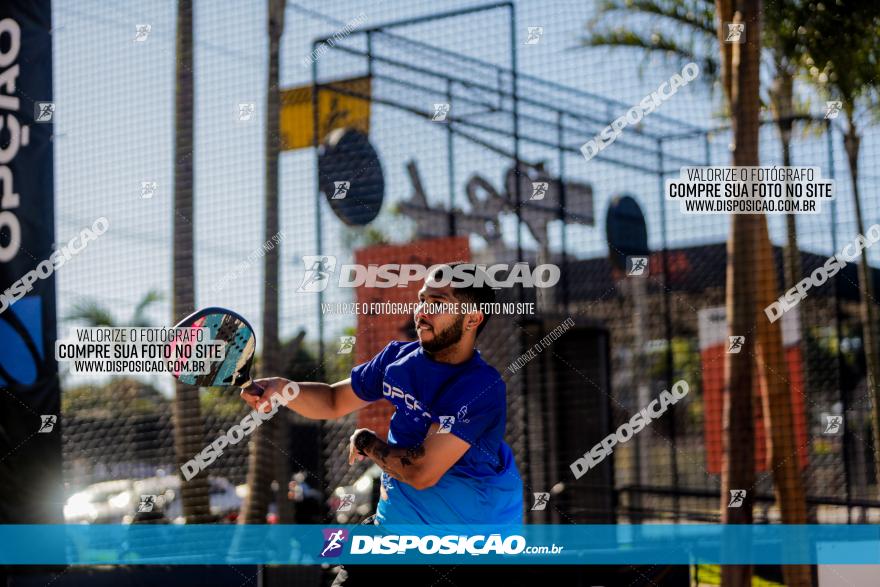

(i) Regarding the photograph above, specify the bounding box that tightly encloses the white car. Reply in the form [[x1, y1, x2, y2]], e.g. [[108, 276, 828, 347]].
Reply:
[[131, 476, 242, 523], [64, 479, 135, 524], [117, 474, 182, 523]]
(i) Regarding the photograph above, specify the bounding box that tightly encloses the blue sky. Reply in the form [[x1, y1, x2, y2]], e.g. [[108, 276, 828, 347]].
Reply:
[[50, 0, 880, 392]]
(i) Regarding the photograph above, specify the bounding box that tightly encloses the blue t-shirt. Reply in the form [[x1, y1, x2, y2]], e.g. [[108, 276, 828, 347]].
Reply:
[[350, 341, 523, 526]]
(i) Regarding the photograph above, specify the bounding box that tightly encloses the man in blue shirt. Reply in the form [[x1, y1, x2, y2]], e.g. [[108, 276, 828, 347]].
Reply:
[[240, 263, 524, 526]]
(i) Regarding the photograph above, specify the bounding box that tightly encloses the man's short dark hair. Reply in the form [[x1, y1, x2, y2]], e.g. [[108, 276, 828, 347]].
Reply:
[[438, 262, 496, 337]]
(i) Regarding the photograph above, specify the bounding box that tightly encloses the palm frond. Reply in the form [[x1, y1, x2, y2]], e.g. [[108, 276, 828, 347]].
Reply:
[[130, 289, 164, 327], [590, 0, 715, 37], [64, 299, 116, 327], [583, 29, 719, 83]]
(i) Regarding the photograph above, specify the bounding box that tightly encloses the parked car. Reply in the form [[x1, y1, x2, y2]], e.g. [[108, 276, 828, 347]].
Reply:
[[120, 474, 181, 524], [65, 474, 245, 524], [141, 476, 243, 524], [64, 479, 135, 524]]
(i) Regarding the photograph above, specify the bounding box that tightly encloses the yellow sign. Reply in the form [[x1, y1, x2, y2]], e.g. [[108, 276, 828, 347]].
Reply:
[[280, 76, 371, 151]]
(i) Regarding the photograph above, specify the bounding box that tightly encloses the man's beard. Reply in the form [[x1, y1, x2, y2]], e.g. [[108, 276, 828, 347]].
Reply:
[[419, 315, 465, 353]]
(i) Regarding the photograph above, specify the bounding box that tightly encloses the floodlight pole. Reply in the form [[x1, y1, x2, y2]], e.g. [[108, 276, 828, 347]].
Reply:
[[311, 42, 324, 367], [657, 137, 680, 519]]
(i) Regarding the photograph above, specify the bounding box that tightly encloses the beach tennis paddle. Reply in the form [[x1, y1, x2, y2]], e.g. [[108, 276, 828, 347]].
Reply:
[[170, 307, 262, 395]]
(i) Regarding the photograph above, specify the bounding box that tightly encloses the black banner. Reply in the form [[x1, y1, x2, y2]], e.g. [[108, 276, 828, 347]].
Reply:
[[0, 0, 62, 523]]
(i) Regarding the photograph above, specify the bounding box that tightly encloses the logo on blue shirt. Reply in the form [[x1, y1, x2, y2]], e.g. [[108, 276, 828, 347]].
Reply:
[[437, 416, 455, 433], [382, 381, 432, 420]]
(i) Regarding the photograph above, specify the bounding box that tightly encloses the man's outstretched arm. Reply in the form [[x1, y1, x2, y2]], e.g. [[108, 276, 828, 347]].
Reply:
[[349, 424, 470, 490], [240, 377, 369, 420]]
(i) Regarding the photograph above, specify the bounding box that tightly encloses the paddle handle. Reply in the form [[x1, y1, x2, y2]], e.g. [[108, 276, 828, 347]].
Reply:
[[241, 379, 264, 396]]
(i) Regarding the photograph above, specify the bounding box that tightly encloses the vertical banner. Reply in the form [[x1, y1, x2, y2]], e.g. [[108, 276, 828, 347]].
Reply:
[[354, 237, 470, 439], [0, 0, 63, 522]]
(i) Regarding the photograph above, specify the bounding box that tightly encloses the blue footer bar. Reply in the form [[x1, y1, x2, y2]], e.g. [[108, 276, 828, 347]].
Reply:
[[1, 524, 879, 565]]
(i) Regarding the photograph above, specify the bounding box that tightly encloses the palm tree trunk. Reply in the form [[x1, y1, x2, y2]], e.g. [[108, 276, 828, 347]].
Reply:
[[172, 0, 211, 522], [717, 0, 733, 99], [737, 6, 811, 586], [241, 0, 287, 525], [842, 123, 880, 497], [773, 69, 803, 293], [778, 113, 821, 530], [720, 1, 811, 585], [267, 0, 294, 525], [720, 11, 756, 586], [782, 168, 802, 293]]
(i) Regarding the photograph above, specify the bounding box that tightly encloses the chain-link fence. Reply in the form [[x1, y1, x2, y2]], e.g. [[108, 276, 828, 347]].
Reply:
[[50, 0, 880, 542]]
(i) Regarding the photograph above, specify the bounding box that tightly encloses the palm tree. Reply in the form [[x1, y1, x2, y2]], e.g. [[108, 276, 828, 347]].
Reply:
[[800, 0, 880, 497], [763, 0, 805, 292], [172, 0, 211, 522], [717, 3, 810, 585], [584, 2, 812, 585], [584, 0, 807, 292], [583, 0, 719, 83], [241, 0, 287, 525], [716, 5, 759, 586], [65, 290, 164, 327]]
